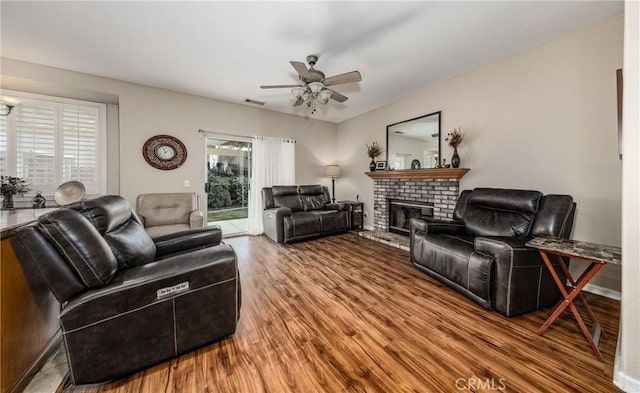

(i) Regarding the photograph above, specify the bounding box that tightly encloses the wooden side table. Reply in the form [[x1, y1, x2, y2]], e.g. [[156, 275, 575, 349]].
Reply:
[[526, 237, 621, 362]]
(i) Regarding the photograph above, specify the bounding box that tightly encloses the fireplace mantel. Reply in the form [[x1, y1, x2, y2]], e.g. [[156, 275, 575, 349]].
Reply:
[[365, 168, 469, 179]]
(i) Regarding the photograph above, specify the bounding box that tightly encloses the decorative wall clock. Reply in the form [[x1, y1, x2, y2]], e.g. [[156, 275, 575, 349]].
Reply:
[[142, 134, 187, 170]]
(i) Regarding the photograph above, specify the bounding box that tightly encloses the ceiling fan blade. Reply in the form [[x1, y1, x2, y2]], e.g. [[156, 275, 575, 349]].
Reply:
[[260, 84, 301, 89], [293, 97, 304, 107], [323, 71, 362, 86], [290, 61, 312, 81], [328, 89, 348, 103]]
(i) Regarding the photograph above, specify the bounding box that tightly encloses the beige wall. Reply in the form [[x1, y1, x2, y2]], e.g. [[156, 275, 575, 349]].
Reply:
[[1, 58, 338, 209], [337, 16, 624, 292], [616, 0, 640, 390]]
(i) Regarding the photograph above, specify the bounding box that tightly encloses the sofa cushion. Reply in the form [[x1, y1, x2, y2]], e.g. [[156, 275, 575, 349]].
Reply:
[[310, 210, 349, 232], [464, 188, 542, 237], [272, 186, 304, 212], [300, 185, 328, 211], [38, 209, 118, 288], [283, 212, 321, 239]]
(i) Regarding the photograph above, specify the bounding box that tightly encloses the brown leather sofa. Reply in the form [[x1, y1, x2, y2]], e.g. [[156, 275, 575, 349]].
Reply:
[[12, 195, 240, 385], [136, 192, 205, 238], [262, 185, 350, 243], [410, 188, 576, 317]]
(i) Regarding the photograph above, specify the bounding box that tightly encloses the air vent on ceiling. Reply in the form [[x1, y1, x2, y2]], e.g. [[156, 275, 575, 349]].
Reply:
[[244, 98, 265, 106]]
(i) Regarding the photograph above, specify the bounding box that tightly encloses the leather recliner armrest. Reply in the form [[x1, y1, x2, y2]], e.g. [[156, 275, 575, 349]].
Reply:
[[189, 211, 205, 229], [474, 236, 558, 316], [262, 207, 291, 243], [324, 203, 348, 211], [153, 226, 222, 259], [409, 218, 465, 235]]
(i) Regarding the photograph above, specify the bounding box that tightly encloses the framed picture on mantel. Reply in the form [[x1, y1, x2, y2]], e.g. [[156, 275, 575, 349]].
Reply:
[[375, 161, 387, 170]]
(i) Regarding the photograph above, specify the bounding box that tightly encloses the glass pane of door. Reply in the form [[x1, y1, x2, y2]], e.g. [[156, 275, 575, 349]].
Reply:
[[206, 137, 251, 237]]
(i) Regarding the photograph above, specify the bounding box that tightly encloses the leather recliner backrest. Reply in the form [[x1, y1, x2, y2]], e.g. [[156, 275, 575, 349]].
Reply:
[[299, 185, 329, 211], [463, 188, 543, 237], [69, 195, 157, 268], [271, 185, 304, 212], [38, 208, 119, 288], [262, 187, 275, 209], [453, 190, 472, 221], [530, 194, 575, 238], [13, 221, 93, 303]]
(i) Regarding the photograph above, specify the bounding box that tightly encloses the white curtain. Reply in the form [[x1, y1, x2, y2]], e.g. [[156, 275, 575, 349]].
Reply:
[[248, 136, 296, 235]]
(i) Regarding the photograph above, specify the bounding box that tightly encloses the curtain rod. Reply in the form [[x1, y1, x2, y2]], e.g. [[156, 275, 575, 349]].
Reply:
[[198, 129, 295, 143]]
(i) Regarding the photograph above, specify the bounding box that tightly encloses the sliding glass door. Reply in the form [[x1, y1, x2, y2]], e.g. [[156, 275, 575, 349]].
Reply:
[[205, 136, 251, 236]]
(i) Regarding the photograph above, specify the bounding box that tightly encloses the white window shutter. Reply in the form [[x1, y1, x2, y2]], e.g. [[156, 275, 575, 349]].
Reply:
[[15, 102, 57, 194], [0, 116, 7, 175], [62, 104, 100, 194]]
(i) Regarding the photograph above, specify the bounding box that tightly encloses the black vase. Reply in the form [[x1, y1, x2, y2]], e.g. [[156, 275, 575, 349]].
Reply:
[[369, 160, 376, 172], [451, 147, 461, 168]]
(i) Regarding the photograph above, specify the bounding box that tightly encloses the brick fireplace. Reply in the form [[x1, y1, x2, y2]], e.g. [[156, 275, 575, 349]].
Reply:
[[366, 168, 469, 232]]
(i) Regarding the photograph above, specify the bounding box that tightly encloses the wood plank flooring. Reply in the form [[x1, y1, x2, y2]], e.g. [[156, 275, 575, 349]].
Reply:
[[66, 233, 621, 393]]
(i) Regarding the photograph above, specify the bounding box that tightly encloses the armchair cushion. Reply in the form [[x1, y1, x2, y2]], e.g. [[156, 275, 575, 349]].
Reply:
[[136, 193, 204, 238], [463, 188, 542, 237]]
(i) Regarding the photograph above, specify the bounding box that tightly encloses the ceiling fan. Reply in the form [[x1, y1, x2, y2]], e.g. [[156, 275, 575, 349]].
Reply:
[[260, 55, 362, 112]]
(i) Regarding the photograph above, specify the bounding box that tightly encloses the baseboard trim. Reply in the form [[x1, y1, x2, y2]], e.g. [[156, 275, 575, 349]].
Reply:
[[614, 370, 640, 392], [583, 283, 621, 300]]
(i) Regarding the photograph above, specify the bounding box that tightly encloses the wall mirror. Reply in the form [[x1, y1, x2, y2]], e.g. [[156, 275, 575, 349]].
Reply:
[[386, 111, 441, 170]]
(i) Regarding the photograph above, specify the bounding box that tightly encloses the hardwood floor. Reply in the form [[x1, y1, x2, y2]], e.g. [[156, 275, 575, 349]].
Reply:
[[67, 233, 621, 393]]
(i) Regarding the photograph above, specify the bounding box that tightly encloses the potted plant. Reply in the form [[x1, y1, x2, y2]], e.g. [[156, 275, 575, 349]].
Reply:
[[445, 128, 464, 168], [1, 176, 30, 209], [366, 141, 383, 171]]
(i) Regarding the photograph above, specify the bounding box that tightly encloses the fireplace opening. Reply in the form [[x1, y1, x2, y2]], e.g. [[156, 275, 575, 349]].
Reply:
[[388, 199, 434, 235]]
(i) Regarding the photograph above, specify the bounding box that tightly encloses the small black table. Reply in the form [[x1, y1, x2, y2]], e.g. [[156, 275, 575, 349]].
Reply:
[[337, 201, 364, 229], [526, 236, 621, 362]]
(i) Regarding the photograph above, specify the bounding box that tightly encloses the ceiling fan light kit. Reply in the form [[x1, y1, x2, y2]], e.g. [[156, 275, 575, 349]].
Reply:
[[262, 55, 362, 114]]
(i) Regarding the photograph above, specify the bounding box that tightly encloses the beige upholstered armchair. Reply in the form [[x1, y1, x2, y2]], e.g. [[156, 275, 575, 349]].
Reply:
[[135, 193, 205, 238]]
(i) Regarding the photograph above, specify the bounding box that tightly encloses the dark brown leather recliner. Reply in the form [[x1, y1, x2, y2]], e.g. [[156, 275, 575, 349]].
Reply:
[[410, 188, 576, 317], [262, 185, 351, 243], [12, 195, 241, 385]]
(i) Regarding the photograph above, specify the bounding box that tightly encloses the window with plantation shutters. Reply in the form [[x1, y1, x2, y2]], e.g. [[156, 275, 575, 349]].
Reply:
[[62, 105, 100, 193], [0, 91, 106, 196], [0, 116, 7, 175]]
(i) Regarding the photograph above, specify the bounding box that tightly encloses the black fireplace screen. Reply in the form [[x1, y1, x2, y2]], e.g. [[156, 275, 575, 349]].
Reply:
[[389, 200, 434, 235]]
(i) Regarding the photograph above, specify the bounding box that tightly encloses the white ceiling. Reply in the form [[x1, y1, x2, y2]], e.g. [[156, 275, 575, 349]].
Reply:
[[0, 1, 623, 123]]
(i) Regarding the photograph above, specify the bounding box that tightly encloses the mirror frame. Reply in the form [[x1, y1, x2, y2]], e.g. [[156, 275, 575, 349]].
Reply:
[[386, 110, 441, 170]]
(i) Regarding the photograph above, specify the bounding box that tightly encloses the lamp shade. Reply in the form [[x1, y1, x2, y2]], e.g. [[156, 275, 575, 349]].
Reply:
[[308, 82, 324, 94], [291, 87, 306, 98], [318, 89, 332, 104], [325, 165, 341, 178]]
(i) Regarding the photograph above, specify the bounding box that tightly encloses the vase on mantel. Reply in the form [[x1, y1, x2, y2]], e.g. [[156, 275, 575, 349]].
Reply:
[[451, 147, 461, 168], [2, 193, 14, 209], [369, 160, 376, 172]]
